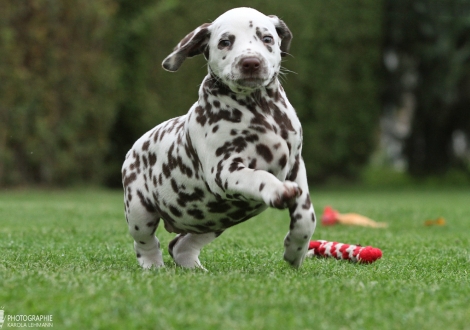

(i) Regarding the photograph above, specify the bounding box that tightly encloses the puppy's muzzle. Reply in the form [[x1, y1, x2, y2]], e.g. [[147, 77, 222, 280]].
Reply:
[[235, 56, 268, 88]]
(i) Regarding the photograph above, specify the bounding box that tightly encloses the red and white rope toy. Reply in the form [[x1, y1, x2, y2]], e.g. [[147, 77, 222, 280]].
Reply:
[[307, 240, 382, 264]]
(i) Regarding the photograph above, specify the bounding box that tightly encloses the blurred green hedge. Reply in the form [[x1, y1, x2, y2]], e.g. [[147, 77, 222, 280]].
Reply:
[[0, 0, 382, 187], [0, 1, 119, 186]]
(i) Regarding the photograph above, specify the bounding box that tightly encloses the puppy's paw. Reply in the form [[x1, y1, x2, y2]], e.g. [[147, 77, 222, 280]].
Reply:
[[268, 181, 302, 209]]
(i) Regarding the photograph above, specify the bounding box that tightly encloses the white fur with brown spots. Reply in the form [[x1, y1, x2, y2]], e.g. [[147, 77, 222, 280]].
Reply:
[[122, 7, 316, 270]]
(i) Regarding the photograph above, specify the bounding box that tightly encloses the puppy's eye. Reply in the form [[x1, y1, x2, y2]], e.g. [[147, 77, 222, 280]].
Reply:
[[218, 40, 231, 49], [262, 36, 274, 44]]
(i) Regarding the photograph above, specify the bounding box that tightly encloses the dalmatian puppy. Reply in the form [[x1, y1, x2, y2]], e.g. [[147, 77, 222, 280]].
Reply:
[[122, 7, 316, 270]]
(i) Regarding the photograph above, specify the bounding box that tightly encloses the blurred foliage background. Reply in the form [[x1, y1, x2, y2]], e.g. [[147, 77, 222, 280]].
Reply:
[[1, 0, 469, 188]]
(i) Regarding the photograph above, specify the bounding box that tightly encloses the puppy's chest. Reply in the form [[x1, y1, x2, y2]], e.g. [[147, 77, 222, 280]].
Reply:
[[192, 92, 301, 173]]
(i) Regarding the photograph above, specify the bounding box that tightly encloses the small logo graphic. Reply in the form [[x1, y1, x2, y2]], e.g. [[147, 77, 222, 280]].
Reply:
[[0, 308, 4, 329], [0, 308, 53, 328]]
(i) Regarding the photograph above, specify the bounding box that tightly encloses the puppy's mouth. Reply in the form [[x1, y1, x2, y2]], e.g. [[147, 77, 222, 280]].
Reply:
[[236, 77, 266, 88]]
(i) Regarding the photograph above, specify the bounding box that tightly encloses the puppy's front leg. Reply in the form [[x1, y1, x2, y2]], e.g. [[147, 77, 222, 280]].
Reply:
[[217, 162, 302, 208], [217, 157, 315, 268], [283, 156, 316, 267]]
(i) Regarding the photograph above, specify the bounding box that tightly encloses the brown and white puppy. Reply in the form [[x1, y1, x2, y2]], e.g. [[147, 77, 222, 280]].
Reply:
[[122, 7, 316, 270]]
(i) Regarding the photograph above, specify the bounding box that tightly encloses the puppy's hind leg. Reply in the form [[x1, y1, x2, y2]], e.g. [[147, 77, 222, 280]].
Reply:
[[126, 202, 164, 269], [168, 232, 219, 270]]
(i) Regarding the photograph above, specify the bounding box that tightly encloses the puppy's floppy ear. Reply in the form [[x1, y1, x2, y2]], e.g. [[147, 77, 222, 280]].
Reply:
[[162, 23, 212, 72], [268, 15, 292, 57]]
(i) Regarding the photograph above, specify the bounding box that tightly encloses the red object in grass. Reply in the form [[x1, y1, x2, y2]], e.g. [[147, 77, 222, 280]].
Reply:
[[307, 240, 382, 264], [321, 206, 339, 226]]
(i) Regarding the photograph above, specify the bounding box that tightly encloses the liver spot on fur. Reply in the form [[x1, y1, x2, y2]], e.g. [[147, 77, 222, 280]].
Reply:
[[256, 144, 273, 163]]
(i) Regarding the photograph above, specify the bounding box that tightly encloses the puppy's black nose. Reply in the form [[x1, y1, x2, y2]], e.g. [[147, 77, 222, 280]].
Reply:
[[240, 57, 261, 74]]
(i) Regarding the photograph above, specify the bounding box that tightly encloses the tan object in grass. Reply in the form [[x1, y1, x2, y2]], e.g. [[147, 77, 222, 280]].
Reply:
[[321, 206, 388, 228], [424, 217, 446, 226]]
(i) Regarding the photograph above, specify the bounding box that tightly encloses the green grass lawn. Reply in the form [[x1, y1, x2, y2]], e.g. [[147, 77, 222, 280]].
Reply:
[[0, 187, 469, 330]]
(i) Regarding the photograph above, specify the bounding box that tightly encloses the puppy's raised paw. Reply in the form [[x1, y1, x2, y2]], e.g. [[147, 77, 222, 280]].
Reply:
[[269, 181, 302, 209]]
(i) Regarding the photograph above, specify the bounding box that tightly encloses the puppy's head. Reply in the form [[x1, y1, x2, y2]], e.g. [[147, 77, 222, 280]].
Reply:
[[162, 7, 292, 93]]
